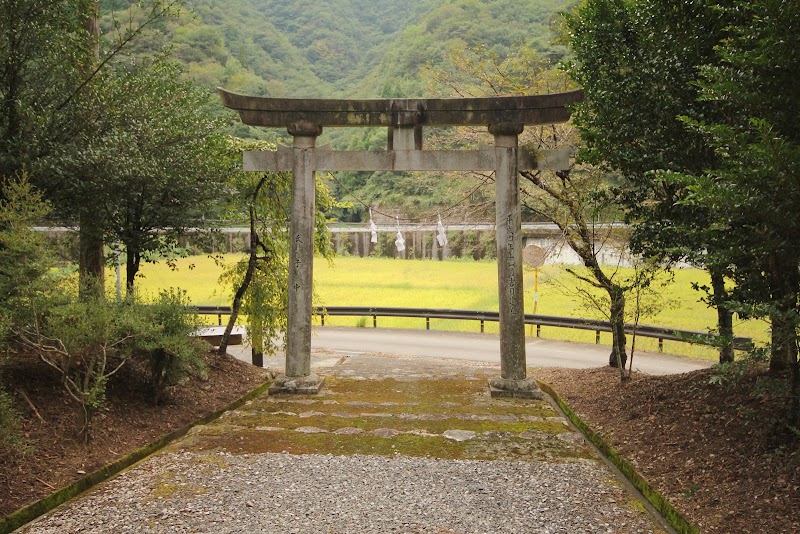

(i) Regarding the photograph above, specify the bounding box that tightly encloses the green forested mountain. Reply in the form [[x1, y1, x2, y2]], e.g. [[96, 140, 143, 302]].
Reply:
[[102, 0, 333, 99], [366, 0, 572, 97], [248, 0, 434, 93], [99, 0, 574, 215], [101, 0, 572, 98]]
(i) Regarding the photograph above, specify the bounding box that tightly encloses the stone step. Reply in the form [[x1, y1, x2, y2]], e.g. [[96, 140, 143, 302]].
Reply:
[[175, 374, 592, 464]]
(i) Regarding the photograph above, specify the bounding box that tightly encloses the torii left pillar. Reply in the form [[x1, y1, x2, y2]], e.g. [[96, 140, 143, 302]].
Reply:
[[269, 121, 325, 395]]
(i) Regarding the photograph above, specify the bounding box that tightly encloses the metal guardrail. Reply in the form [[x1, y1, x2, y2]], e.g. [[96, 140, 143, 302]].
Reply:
[[196, 305, 752, 353]]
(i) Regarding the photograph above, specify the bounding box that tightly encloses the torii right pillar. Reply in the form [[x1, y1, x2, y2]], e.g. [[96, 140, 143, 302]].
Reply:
[[489, 122, 542, 399]]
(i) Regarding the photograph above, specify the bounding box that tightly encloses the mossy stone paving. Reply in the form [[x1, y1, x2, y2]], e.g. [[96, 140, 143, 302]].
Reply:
[[174, 355, 595, 463]]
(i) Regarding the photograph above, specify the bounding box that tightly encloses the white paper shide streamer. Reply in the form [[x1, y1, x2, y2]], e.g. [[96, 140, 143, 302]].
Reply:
[[369, 208, 378, 244], [436, 214, 448, 247], [394, 217, 406, 252]]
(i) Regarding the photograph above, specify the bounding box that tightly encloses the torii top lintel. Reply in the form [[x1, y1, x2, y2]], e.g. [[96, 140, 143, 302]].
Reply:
[[217, 88, 583, 129]]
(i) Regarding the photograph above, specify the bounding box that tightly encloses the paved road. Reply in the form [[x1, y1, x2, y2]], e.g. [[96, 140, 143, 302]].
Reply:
[[229, 326, 712, 375]]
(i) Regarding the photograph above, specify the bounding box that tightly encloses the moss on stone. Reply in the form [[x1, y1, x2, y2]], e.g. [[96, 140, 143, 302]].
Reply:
[[177, 428, 595, 462], [537, 380, 698, 534], [174, 376, 590, 464], [149, 476, 208, 501]]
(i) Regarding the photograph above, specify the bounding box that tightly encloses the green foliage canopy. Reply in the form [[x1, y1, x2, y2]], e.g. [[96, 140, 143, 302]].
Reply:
[[679, 0, 800, 385], [562, 0, 729, 265]]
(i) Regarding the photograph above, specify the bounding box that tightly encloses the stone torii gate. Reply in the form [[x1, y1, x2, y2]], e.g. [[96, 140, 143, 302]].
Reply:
[[219, 88, 583, 398]]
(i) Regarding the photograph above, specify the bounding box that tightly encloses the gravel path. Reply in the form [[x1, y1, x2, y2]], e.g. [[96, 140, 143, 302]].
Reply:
[[18, 355, 668, 533], [23, 451, 659, 534]]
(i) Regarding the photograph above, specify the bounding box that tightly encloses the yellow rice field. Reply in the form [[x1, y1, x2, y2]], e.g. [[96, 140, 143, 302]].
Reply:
[[126, 255, 769, 360]]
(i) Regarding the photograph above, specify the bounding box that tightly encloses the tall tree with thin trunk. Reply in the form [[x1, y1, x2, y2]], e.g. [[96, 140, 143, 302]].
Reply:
[[423, 45, 633, 369], [217, 140, 335, 361]]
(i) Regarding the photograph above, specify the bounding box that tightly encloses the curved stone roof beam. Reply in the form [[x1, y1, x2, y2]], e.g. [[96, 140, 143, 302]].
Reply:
[[218, 88, 584, 128]]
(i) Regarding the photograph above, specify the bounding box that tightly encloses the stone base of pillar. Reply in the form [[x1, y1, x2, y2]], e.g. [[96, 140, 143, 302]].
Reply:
[[488, 377, 542, 399], [269, 373, 325, 395]]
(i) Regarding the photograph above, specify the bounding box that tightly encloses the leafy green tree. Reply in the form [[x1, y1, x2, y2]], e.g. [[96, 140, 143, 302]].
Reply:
[[562, 0, 737, 363], [0, 0, 93, 178], [217, 140, 334, 363], [565, 0, 800, 421], [65, 59, 231, 293], [1, 0, 188, 293], [0, 0, 231, 438], [677, 0, 800, 423]]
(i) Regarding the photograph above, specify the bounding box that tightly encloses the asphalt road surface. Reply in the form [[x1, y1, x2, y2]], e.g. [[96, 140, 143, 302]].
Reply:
[[228, 326, 712, 376]]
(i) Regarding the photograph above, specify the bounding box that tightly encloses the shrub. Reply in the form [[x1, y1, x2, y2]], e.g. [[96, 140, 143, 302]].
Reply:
[[14, 292, 137, 441], [134, 289, 206, 405], [0, 173, 52, 345]]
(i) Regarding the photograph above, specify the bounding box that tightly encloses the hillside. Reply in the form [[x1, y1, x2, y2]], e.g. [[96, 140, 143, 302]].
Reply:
[[365, 0, 573, 97], [101, 0, 573, 98], [98, 0, 575, 213], [249, 0, 433, 93]]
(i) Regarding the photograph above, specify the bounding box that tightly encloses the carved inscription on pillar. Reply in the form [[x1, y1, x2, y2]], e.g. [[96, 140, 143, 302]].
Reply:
[[293, 233, 302, 291], [506, 214, 517, 318]]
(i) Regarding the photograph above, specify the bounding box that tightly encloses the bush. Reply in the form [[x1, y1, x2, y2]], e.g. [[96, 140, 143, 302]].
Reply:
[[14, 292, 141, 441], [134, 289, 206, 405], [11, 286, 207, 438]]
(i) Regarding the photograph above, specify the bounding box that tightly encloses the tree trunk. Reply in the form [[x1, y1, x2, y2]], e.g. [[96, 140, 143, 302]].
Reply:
[[768, 252, 798, 374], [218, 246, 255, 357], [150, 348, 167, 406], [790, 347, 800, 427], [83, 0, 100, 59], [710, 267, 734, 364], [770, 311, 794, 374], [608, 287, 627, 371], [125, 247, 140, 297], [78, 1, 104, 299], [79, 210, 105, 298], [219, 177, 268, 358], [251, 347, 264, 368], [218, 204, 258, 357]]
